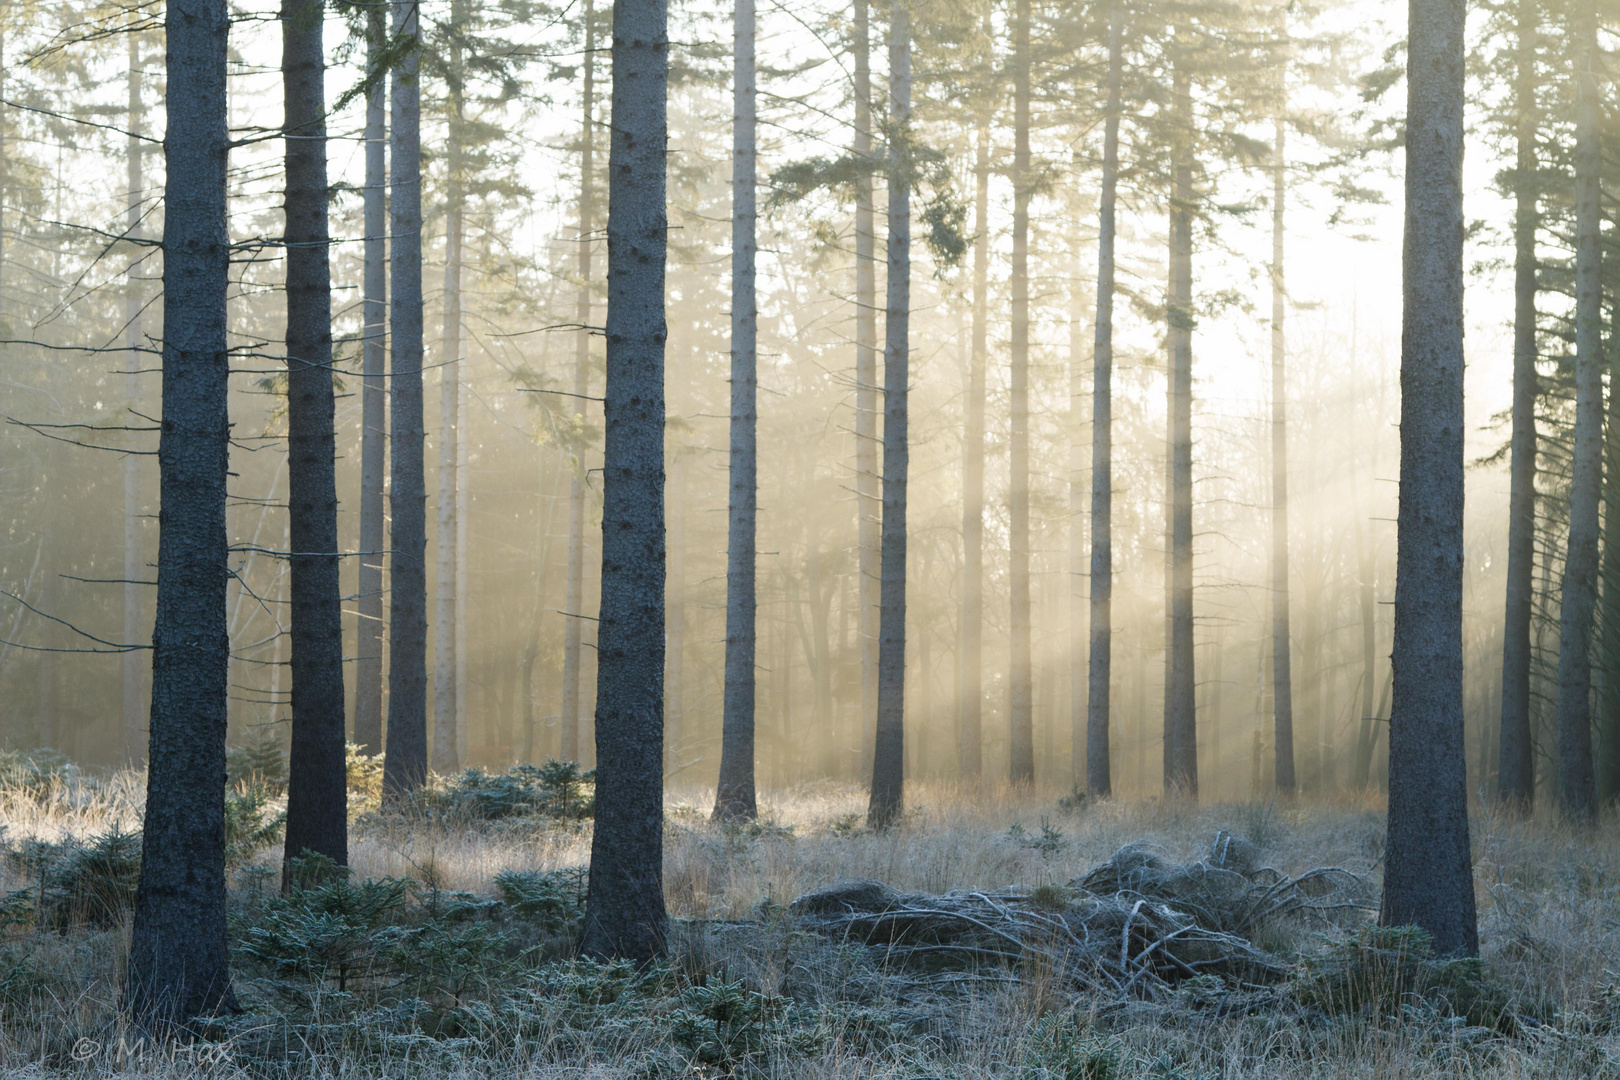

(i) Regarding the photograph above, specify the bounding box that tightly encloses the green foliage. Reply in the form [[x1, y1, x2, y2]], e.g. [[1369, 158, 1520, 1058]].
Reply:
[[1293, 925, 1509, 1029], [5, 829, 141, 930], [667, 979, 808, 1076], [347, 743, 385, 804], [227, 732, 288, 793], [1026, 1014, 1121, 1080], [921, 190, 969, 272], [0, 748, 73, 795], [1007, 819, 1068, 857], [493, 867, 586, 935], [225, 784, 287, 870], [425, 760, 595, 821], [238, 872, 411, 995]]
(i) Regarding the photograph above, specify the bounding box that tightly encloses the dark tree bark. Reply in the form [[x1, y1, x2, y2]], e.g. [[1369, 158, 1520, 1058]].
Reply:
[[382, 0, 428, 800], [1556, 14, 1602, 823], [1163, 51, 1197, 797], [578, 0, 669, 962], [123, 31, 147, 767], [867, 0, 909, 831], [354, 0, 388, 758], [853, 0, 879, 777], [1270, 68, 1296, 795], [1087, 0, 1121, 798], [125, 0, 238, 1026], [281, 0, 348, 881], [1007, 0, 1033, 786], [1496, 0, 1538, 809], [714, 0, 758, 821], [1381, 0, 1477, 958], [562, 0, 597, 764], [959, 101, 989, 780]]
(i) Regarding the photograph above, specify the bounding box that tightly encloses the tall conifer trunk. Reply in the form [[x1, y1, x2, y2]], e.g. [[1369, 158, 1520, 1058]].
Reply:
[[867, 0, 909, 829], [1007, 0, 1033, 785], [281, 0, 348, 879], [382, 0, 428, 798], [1382, 0, 1477, 958], [562, 0, 597, 764], [123, 33, 146, 766], [959, 102, 989, 780], [578, 0, 669, 963], [355, 1, 388, 758], [715, 0, 758, 820], [853, 0, 879, 777], [1555, 13, 1602, 822], [433, 14, 465, 775], [1087, 0, 1121, 798], [126, 0, 237, 1024], [1497, 0, 1538, 808], [1270, 69, 1296, 793], [1163, 52, 1197, 796]]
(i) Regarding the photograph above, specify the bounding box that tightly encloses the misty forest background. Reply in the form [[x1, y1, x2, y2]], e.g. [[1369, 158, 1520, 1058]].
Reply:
[[0, 0, 1606, 805]]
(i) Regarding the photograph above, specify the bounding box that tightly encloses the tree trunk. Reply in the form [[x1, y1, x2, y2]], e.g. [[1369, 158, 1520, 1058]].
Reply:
[[123, 32, 147, 767], [1355, 514, 1377, 789], [1007, 0, 1033, 786], [1497, 0, 1537, 809], [382, 0, 428, 799], [1382, 0, 1477, 958], [1163, 53, 1196, 797], [1270, 98, 1297, 794], [126, 0, 238, 1024], [562, 0, 597, 764], [1068, 201, 1085, 790], [1555, 16, 1602, 823], [281, 0, 348, 882], [714, 0, 758, 821], [959, 105, 989, 780], [853, 0, 880, 777], [433, 26, 465, 776], [578, 0, 669, 962], [867, 0, 909, 831], [456, 370, 469, 762], [354, 0, 388, 758], [1598, 293, 1620, 802], [666, 454, 686, 772], [1087, 0, 1120, 798]]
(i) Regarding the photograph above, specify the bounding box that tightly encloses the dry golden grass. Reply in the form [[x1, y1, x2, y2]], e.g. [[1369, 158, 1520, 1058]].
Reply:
[[0, 774, 1616, 1077]]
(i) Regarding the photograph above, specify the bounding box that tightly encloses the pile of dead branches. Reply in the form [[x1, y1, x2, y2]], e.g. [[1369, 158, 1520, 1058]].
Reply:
[[788, 832, 1373, 998]]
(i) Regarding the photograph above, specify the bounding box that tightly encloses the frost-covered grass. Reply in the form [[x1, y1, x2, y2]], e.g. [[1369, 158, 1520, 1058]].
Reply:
[[0, 771, 1617, 1078]]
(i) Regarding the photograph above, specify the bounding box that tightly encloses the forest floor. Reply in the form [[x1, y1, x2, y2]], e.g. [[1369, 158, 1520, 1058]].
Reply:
[[0, 762, 1617, 1078]]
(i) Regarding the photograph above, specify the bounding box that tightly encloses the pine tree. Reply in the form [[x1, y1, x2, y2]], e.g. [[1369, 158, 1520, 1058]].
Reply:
[[126, 0, 239, 1024], [121, 29, 148, 767], [1554, 5, 1601, 822], [1381, 0, 1478, 959], [354, 0, 389, 758], [854, 0, 880, 778], [1496, 0, 1539, 809], [432, 0, 467, 776], [714, 0, 758, 822], [578, 0, 669, 962], [281, 0, 348, 880], [868, 0, 910, 831], [382, 0, 429, 799], [561, 0, 598, 765], [1086, 0, 1122, 799], [1268, 8, 1296, 795], [1007, 0, 1034, 786]]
